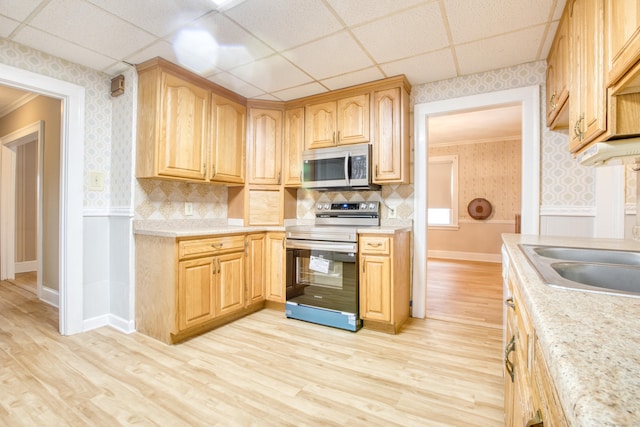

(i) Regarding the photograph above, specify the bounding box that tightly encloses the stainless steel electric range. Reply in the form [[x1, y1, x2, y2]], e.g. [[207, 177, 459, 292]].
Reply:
[[285, 201, 380, 331]]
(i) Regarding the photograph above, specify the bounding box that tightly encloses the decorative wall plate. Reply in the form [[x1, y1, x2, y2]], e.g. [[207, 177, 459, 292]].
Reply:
[[467, 198, 492, 220]]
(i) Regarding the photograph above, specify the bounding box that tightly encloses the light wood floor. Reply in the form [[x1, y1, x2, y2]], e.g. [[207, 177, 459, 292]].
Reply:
[[6, 271, 37, 294], [0, 260, 504, 426], [427, 258, 504, 329]]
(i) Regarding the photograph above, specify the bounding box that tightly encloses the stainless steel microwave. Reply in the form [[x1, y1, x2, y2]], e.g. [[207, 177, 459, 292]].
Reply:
[[301, 143, 380, 191]]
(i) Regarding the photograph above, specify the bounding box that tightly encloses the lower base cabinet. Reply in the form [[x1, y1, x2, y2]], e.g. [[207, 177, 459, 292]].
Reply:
[[136, 233, 264, 344], [504, 263, 568, 427], [359, 229, 411, 333]]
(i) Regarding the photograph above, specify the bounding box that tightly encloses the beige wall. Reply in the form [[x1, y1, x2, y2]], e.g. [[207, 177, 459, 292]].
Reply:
[[15, 141, 37, 263], [0, 95, 61, 289], [428, 139, 521, 256]]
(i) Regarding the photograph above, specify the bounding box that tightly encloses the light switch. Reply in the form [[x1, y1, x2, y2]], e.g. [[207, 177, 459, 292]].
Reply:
[[184, 202, 193, 216], [88, 171, 104, 191]]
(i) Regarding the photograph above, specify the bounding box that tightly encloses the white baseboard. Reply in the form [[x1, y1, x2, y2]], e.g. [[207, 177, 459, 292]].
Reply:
[[428, 250, 501, 263], [83, 314, 135, 334], [15, 261, 37, 273], [40, 286, 59, 308]]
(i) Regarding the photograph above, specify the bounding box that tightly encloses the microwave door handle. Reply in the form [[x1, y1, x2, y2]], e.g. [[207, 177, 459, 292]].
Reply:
[[344, 152, 350, 186]]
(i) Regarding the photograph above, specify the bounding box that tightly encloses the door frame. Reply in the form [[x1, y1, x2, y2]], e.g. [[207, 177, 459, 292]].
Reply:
[[1, 121, 43, 297], [0, 63, 85, 335], [413, 85, 541, 319]]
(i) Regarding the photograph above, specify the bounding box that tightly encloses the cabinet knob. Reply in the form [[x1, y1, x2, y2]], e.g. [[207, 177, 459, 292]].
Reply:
[[549, 92, 556, 111], [211, 243, 223, 249], [526, 410, 544, 427], [504, 297, 515, 310]]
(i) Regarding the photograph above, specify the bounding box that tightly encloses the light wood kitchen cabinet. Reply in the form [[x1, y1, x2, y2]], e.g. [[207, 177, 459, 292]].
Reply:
[[245, 233, 265, 305], [136, 62, 210, 181], [136, 233, 262, 344], [136, 57, 247, 184], [265, 232, 286, 303], [372, 87, 410, 184], [247, 105, 283, 185], [358, 230, 410, 333], [211, 95, 246, 184], [504, 263, 569, 427], [305, 94, 369, 149], [568, 0, 606, 152], [283, 107, 304, 187], [546, 9, 570, 129], [605, 0, 640, 87]]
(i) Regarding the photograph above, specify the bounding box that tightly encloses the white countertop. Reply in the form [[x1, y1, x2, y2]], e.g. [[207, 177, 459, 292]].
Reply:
[[502, 233, 640, 427]]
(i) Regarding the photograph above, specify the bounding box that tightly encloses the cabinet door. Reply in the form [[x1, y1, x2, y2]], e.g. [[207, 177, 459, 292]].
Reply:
[[545, 11, 569, 128], [283, 107, 304, 186], [211, 95, 246, 183], [265, 232, 285, 302], [305, 101, 337, 149], [178, 257, 216, 330], [359, 255, 391, 322], [606, 0, 640, 86], [246, 234, 266, 305], [569, 0, 606, 152], [216, 251, 245, 316], [336, 94, 369, 145], [158, 72, 209, 180], [373, 88, 404, 183], [248, 108, 282, 185]]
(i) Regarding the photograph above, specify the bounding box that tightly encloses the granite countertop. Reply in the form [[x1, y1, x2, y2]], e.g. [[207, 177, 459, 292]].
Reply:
[[133, 219, 412, 238], [502, 233, 640, 427]]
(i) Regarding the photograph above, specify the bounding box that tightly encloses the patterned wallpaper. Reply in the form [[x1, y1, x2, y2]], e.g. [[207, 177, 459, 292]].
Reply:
[[413, 60, 596, 211], [626, 166, 638, 209], [0, 39, 113, 209], [428, 140, 521, 221]]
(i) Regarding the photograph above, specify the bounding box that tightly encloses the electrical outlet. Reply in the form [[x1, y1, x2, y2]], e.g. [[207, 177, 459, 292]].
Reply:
[[388, 206, 397, 219], [184, 202, 193, 216]]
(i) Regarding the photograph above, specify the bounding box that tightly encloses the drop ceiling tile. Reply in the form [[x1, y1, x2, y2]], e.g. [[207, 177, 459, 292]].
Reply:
[[456, 26, 545, 76], [380, 49, 457, 86], [103, 62, 132, 77], [444, 0, 554, 44], [28, 0, 156, 59], [324, 0, 426, 26], [0, 15, 19, 37], [229, 54, 312, 93], [183, 13, 273, 71], [86, 0, 215, 37], [320, 67, 385, 91], [282, 31, 373, 80], [272, 82, 328, 101], [351, 2, 448, 63], [13, 25, 119, 71], [224, 0, 342, 51], [125, 40, 178, 66], [0, 0, 45, 21], [205, 72, 263, 98]]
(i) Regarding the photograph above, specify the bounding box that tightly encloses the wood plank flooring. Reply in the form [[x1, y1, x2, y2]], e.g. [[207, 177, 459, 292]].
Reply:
[[0, 260, 505, 426], [427, 258, 504, 329]]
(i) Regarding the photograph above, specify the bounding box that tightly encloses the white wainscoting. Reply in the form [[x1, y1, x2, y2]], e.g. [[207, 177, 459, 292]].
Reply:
[[539, 206, 595, 238], [82, 209, 135, 334]]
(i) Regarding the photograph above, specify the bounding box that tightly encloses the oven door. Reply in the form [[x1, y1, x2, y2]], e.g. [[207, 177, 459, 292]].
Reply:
[[286, 239, 358, 314]]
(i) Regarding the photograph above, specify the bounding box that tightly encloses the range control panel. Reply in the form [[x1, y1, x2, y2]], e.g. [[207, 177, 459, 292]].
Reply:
[[315, 201, 379, 214]]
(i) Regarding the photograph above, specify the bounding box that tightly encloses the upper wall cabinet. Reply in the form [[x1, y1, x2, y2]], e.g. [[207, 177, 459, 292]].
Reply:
[[605, 0, 640, 87], [136, 62, 210, 181], [210, 96, 246, 184], [546, 9, 569, 129], [372, 86, 410, 184], [136, 57, 247, 184], [283, 107, 304, 187], [305, 94, 370, 149], [247, 104, 283, 185]]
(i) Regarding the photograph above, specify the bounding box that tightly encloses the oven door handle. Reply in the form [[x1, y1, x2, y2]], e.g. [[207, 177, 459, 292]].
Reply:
[[286, 239, 357, 253]]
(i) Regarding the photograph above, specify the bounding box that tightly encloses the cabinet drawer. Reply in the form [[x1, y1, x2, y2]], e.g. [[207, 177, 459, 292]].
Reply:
[[359, 236, 390, 255], [179, 235, 244, 259]]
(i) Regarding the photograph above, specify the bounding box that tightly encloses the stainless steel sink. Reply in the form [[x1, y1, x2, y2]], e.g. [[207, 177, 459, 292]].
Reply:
[[519, 244, 640, 297]]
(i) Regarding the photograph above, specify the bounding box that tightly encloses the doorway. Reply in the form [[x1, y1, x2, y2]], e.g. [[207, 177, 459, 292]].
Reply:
[[1, 121, 43, 297], [413, 85, 541, 319], [0, 62, 85, 335]]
